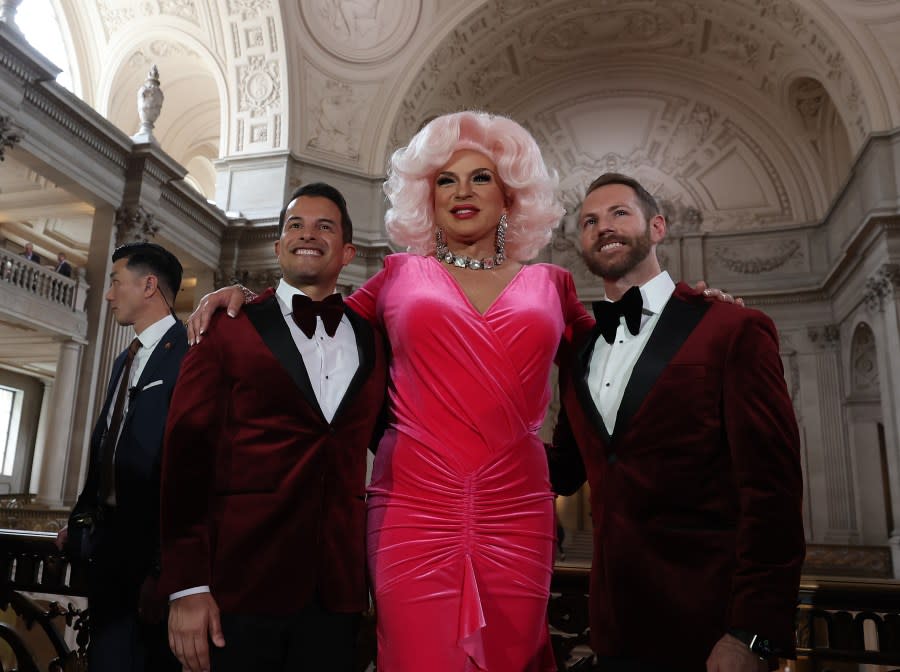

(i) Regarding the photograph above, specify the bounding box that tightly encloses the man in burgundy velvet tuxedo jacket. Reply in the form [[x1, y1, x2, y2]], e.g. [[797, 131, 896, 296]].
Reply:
[[550, 173, 804, 672], [159, 183, 387, 672]]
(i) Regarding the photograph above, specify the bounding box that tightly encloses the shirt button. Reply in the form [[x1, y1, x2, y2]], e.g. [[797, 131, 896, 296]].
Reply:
[[619, 340, 624, 344], [605, 382, 611, 387], [325, 375, 329, 379]]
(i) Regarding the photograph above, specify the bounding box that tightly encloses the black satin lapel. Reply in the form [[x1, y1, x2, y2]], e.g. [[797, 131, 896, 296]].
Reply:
[[245, 297, 321, 416], [572, 325, 612, 446], [612, 296, 709, 441], [332, 307, 375, 421]]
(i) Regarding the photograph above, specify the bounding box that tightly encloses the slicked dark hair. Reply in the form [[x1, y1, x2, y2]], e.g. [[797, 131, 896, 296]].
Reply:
[[584, 173, 660, 222], [111, 242, 183, 302], [278, 182, 353, 243]]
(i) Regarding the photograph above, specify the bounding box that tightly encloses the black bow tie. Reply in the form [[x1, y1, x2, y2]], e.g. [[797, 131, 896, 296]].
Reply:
[[592, 286, 643, 345], [291, 293, 344, 339]]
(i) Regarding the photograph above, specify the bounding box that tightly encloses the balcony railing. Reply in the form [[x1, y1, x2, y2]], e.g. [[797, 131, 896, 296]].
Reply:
[[3, 529, 900, 671], [1, 250, 87, 313]]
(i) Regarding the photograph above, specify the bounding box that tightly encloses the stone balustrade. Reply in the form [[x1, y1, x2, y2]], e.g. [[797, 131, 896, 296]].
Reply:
[[0, 249, 88, 312]]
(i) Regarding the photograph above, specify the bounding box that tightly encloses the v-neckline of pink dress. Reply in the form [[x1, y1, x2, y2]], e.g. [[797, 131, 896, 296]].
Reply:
[[428, 256, 528, 318]]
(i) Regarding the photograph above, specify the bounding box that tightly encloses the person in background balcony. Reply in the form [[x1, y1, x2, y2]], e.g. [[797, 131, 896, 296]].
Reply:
[[159, 183, 388, 672], [21, 242, 41, 264], [56, 252, 72, 277], [57, 242, 185, 672], [549, 173, 805, 672]]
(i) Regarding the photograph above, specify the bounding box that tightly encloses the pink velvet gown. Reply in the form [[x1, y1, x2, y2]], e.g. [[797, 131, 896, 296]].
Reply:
[[348, 254, 591, 671]]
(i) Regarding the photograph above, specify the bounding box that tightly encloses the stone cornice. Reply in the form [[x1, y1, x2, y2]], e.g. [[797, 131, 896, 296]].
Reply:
[[23, 84, 130, 170], [159, 182, 229, 241], [0, 24, 60, 85]]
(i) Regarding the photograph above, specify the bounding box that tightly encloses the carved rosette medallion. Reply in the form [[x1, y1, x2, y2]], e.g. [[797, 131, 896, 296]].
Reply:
[[300, 0, 420, 63]]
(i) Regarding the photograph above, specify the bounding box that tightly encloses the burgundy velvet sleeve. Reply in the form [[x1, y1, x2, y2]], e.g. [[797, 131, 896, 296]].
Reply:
[[158, 315, 228, 596], [722, 311, 805, 652]]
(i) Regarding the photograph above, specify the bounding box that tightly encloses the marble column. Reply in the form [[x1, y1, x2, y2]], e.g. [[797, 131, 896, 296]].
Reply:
[[64, 205, 118, 505], [28, 380, 52, 495], [799, 325, 859, 543], [863, 263, 900, 577], [33, 339, 82, 507]]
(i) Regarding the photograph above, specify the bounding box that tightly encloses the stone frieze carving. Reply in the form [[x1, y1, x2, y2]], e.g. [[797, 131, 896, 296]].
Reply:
[[158, 0, 198, 22], [807, 324, 839, 349], [306, 77, 367, 159], [115, 205, 159, 244], [549, 229, 598, 290], [237, 55, 280, 118], [863, 263, 900, 313], [658, 199, 703, 235], [712, 239, 803, 274], [97, 0, 135, 39], [227, 0, 272, 20], [300, 0, 419, 63], [98, 0, 199, 38], [0, 114, 23, 161], [850, 323, 878, 393]]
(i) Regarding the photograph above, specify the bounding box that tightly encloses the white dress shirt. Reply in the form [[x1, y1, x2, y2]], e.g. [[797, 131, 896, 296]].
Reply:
[[105, 313, 176, 505], [587, 271, 676, 435], [275, 279, 359, 422], [170, 280, 359, 602]]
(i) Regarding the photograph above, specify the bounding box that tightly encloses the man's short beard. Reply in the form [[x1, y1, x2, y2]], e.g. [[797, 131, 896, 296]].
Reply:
[[582, 227, 652, 280]]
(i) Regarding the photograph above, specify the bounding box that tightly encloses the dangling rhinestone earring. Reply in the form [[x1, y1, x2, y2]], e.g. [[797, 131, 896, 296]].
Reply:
[[494, 212, 508, 267]]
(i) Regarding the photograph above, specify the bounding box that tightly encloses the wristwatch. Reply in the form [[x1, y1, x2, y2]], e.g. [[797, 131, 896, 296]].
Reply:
[[728, 628, 774, 659]]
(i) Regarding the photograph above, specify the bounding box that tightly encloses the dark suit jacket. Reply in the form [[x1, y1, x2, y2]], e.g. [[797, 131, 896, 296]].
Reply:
[[550, 283, 804, 670], [72, 320, 188, 596], [21, 251, 41, 264], [57, 260, 72, 277], [159, 290, 388, 615]]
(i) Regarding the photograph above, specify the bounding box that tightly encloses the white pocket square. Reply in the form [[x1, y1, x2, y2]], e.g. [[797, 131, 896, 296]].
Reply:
[[142, 380, 164, 391]]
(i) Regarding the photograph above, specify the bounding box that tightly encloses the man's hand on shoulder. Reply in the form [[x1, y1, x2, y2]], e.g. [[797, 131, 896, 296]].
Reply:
[[706, 633, 768, 672], [186, 285, 251, 345], [168, 592, 225, 672]]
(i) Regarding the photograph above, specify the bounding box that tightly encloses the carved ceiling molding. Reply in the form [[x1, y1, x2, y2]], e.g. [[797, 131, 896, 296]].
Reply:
[[224, 0, 284, 153], [299, 0, 420, 64], [528, 88, 797, 232], [302, 66, 381, 163], [96, 0, 200, 40], [391, 0, 870, 151], [709, 237, 806, 275]]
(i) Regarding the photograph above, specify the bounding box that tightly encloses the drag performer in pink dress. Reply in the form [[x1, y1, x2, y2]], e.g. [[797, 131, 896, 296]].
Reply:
[[348, 112, 592, 671]]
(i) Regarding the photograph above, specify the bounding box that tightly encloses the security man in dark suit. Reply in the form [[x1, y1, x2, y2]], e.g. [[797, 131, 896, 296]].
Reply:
[[57, 242, 186, 672]]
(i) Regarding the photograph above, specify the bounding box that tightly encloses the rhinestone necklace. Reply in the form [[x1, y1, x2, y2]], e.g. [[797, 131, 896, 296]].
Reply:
[[434, 216, 507, 270]]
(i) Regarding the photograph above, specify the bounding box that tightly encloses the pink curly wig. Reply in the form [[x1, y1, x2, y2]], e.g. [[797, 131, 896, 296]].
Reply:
[[384, 111, 564, 262]]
